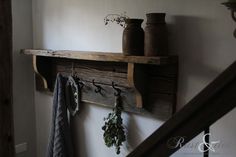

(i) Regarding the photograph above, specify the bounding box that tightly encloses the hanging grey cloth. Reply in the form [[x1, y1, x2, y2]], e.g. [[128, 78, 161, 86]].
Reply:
[[47, 74, 74, 157], [65, 76, 80, 116]]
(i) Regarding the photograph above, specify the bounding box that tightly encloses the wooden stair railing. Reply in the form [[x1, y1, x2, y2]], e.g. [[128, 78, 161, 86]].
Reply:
[[127, 61, 236, 157]]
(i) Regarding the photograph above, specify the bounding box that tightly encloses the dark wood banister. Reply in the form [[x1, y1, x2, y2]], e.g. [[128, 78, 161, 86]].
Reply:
[[127, 61, 236, 157]]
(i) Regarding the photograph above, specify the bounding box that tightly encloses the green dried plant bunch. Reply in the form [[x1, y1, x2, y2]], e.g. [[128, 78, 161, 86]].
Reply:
[[104, 12, 129, 28], [102, 96, 126, 154]]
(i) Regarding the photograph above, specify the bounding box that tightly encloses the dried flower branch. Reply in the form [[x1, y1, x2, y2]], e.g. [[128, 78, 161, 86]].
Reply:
[[104, 12, 129, 28]]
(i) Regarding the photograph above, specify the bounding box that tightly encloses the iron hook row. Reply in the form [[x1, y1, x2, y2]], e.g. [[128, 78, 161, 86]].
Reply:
[[112, 82, 121, 96]]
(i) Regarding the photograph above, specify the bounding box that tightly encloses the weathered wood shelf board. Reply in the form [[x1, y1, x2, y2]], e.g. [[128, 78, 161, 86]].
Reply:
[[22, 49, 178, 120], [22, 49, 178, 65]]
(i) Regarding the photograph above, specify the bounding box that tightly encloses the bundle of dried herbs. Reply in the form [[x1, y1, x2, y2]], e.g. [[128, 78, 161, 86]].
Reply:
[[102, 96, 126, 154]]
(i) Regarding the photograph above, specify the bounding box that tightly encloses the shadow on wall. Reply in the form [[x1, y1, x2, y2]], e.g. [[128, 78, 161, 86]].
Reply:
[[125, 115, 143, 152], [71, 103, 90, 157], [168, 15, 222, 110]]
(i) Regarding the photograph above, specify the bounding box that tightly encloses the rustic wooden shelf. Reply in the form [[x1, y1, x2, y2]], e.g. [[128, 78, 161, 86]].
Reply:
[[22, 49, 178, 120], [22, 49, 178, 65]]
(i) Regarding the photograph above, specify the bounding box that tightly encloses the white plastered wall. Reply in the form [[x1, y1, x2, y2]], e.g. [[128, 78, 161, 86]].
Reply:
[[31, 0, 236, 157]]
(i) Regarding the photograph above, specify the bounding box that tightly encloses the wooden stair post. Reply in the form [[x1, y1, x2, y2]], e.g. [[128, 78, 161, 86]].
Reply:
[[0, 0, 15, 156]]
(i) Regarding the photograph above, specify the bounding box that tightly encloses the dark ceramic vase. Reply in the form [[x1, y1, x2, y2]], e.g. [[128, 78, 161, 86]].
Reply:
[[122, 19, 144, 56], [144, 13, 168, 56]]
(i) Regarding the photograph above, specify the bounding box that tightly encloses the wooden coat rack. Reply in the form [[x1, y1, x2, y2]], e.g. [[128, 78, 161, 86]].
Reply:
[[22, 49, 178, 120]]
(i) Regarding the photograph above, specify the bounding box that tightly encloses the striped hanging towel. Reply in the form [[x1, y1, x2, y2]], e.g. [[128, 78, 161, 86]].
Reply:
[[47, 74, 74, 157]]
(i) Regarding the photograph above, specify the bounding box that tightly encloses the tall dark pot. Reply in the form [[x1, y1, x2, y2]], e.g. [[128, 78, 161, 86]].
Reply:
[[122, 19, 144, 56], [144, 13, 168, 56]]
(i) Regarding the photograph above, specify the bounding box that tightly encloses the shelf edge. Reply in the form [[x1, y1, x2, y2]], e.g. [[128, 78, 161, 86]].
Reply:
[[21, 49, 178, 65]]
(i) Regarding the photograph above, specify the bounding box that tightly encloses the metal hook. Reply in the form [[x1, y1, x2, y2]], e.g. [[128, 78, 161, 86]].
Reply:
[[78, 81, 85, 89], [92, 79, 102, 93], [112, 82, 121, 96], [76, 77, 85, 89], [72, 74, 85, 89]]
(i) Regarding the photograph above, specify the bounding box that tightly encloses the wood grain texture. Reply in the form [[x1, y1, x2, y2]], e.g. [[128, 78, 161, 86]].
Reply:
[[127, 61, 236, 157], [21, 49, 178, 65], [0, 0, 15, 156], [33, 56, 178, 120]]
